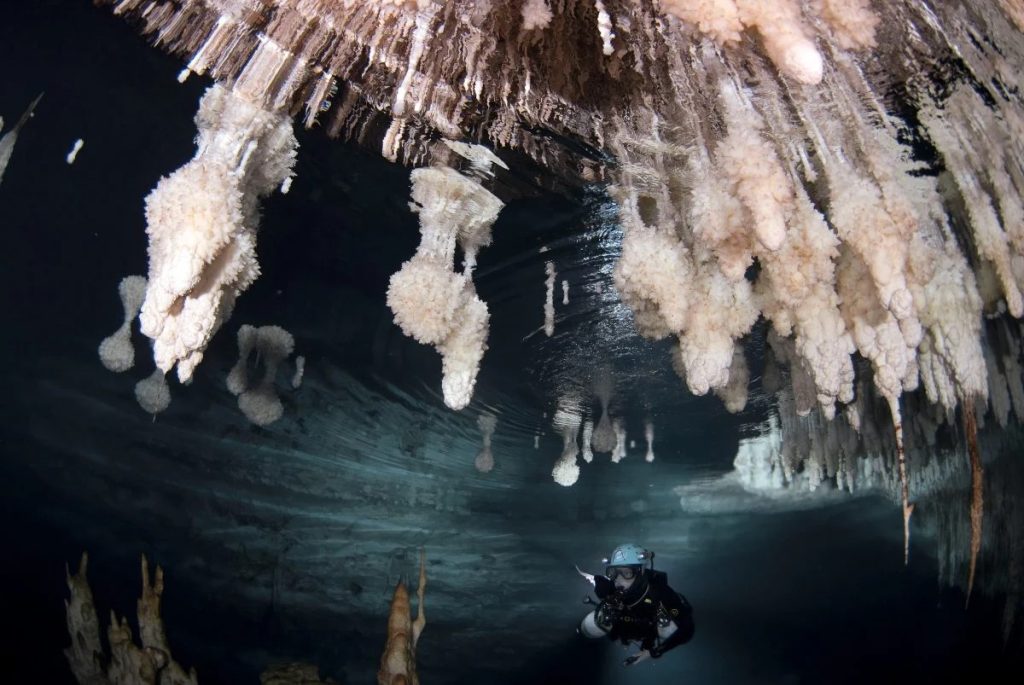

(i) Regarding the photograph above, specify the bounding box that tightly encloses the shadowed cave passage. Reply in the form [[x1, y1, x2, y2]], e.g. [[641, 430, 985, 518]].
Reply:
[[1, 1, 1024, 684]]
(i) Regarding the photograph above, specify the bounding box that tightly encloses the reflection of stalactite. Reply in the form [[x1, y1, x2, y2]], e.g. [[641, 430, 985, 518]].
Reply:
[[98, 275, 147, 373], [475, 412, 497, 473], [590, 369, 616, 454], [551, 395, 582, 486], [964, 405, 984, 608], [226, 325, 297, 426]]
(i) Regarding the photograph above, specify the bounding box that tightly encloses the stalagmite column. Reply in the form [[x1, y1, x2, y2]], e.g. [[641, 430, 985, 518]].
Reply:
[[64, 553, 198, 685], [963, 407, 985, 608], [378, 549, 426, 685], [64, 554, 103, 683]]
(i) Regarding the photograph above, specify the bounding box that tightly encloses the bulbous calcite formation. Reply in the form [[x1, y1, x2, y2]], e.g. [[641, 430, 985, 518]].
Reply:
[[140, 84, 296, 383], [387, 159, 504, 410]]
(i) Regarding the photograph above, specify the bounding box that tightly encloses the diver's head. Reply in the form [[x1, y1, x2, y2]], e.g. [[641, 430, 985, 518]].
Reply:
[[604, 543, 648, 592], [608, 563, 642, 591]]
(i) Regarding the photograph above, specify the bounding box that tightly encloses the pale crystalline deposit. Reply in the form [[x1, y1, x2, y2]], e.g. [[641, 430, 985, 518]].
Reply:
[[387, 156, 504, 410], [139, 84, 296, 383]]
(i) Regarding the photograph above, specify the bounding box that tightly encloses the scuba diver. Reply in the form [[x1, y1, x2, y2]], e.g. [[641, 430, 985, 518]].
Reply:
[[577, 543, 694, 666]]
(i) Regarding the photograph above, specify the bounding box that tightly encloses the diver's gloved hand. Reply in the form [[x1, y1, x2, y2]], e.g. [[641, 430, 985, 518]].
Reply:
[[594, 574, 614, 598], [595, 600, 619, 631], [623, 650, 651, 666]]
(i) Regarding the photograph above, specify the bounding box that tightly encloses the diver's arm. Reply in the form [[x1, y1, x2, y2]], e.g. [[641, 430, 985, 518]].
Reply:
[[651, 624, 686, 657], [650, 584, 693, 657]]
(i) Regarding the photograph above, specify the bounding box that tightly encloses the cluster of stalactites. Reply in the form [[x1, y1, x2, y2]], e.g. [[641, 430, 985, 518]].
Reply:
[[609, 14, 1021, 430], [659, 0, 880, 84], [606, 31, 1020, 558], [386, 149, 504, 410], [737, 338, 1012, 597], [100, 0, 886, 175], [550, 394, 635, 485], [729, 390, 979, 557], [102, 0, 1022, 425], [139, 83, 296, 384], [548, 371, 653, 485]]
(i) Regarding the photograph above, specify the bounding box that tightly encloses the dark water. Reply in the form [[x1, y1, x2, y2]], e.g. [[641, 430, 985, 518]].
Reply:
[[1, 2, 1021, 684]]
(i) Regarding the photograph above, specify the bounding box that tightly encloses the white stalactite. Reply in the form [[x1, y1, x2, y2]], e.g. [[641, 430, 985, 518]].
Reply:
[[544, 261, 556, 336], [387, 153, 504, 410], [139, 84, 297, 383]]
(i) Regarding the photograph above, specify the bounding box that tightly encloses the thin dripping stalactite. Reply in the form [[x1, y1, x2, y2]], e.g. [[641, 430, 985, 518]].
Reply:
[[888, 395, 915, 566], [964, 400, 985, 608]]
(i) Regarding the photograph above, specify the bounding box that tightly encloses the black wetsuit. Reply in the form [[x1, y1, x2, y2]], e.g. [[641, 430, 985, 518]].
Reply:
[[593, 569, 695, 657]]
